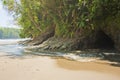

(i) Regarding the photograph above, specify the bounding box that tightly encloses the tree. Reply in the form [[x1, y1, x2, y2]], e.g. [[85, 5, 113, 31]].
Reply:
[[2, 0, 120, 38], [0, 27, 20, 39]]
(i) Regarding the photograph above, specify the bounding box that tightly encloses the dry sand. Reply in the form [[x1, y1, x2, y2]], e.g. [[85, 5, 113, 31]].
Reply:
[[0, 54, 120, 80]]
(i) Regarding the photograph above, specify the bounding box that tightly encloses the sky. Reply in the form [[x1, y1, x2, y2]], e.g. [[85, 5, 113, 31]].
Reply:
[[0, 1, 19, 28]]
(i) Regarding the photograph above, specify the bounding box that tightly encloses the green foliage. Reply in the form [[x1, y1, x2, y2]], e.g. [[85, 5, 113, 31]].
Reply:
[[0, 27, 20, 39], [2, 0, 120, 38]]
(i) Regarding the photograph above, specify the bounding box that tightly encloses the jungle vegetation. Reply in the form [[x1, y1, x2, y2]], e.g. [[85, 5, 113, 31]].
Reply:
[[0, 27, 20, 39], [2, 0, 120, 38]]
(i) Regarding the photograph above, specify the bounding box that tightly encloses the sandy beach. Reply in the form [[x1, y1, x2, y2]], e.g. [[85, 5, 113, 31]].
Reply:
[[0, 53, 120, 80]]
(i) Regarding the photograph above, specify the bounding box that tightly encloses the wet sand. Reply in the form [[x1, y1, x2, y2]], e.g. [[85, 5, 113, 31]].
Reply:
[[0, 54, 120, 80]]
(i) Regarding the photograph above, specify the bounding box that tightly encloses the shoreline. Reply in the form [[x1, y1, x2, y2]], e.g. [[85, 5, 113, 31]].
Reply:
[[0, 54, 120, 80]]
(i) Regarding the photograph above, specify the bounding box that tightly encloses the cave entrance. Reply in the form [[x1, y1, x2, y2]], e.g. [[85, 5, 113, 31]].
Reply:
[[95, 30, 114, 49]]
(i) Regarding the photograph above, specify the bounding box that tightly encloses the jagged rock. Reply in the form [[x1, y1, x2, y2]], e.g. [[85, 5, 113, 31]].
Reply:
[[27, 26, 55, 46], [21, 15, 120, 52]]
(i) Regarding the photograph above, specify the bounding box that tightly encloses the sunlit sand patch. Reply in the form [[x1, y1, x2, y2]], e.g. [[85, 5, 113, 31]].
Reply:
[[0, 55, 120, 80]]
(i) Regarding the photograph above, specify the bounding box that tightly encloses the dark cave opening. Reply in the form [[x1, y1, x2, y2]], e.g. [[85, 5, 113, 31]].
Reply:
[[95, 30, 115, 49]]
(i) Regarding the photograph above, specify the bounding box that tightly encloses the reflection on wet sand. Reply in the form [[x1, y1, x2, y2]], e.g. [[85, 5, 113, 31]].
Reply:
[[0, 39, 120, 80], [0, 55, 120, 80], [56, 58, 120, 75], [0, 56, 120, 80]]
